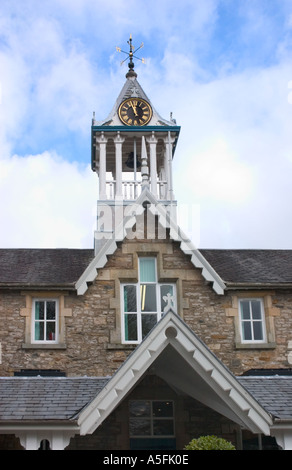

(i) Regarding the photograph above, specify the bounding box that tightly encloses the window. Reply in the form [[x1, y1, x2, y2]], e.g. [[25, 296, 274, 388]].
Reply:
[[32, 300, 58, 343], [122, 258, 176, 343], [239, 299, 266, 343], [129, 400, 174, 438], [21, 293, 70, 349]]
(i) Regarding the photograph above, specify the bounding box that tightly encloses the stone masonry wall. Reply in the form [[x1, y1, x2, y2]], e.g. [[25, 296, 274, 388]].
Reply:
[[0, 233, 292, 377]]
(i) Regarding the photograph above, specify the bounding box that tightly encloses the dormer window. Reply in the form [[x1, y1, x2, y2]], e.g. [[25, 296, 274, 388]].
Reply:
[[122, 257, 176, 344]]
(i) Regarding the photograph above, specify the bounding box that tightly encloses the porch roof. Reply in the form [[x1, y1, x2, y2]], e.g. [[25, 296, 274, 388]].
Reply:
[[238, 376, 292, 420], [0, 374, 292, 425], [0, 376, 109, 422]]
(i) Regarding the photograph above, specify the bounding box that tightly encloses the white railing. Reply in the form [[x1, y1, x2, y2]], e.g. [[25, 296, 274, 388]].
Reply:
[[105, 180, 168, 200]]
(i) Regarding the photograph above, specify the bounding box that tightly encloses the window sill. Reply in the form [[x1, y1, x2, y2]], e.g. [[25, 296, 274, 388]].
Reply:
[[107, 343, 136, 350], [22, 343, 67, 350], [235, 342, 276, 350]]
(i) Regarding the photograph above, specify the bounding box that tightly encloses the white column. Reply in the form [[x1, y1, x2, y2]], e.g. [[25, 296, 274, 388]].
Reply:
[[19, 432, 39, 450], [96, 132, 108, 200], [114, 132, 125, 199], [51, 431, 73, 450], [163, 134, 175, 201], [141, 136, 149, 190], [272, 429, 292, 450], [146, 132, 158, 197]]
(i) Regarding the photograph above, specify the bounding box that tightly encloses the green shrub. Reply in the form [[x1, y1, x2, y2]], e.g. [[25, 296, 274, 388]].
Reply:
[[184, 435, 236, 450]]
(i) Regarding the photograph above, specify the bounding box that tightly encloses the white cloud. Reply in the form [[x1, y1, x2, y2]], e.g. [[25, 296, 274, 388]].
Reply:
[[183, 138, 254, 203], [0, 50, 30, 157], [0, 1, 292, 249], [36, 48, 100, 134], [0, 153, 97, 248], [163, 59, 292, 248]]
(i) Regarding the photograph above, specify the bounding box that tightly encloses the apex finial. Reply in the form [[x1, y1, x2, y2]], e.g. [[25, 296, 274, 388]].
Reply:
[[116, 35, 145, 78]]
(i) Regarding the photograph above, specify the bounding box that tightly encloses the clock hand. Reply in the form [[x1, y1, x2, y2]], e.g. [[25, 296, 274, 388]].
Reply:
[[129, 101, 138, 116]]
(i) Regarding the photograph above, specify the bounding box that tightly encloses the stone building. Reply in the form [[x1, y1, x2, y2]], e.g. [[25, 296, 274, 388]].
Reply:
[[1, 40, 292, 450]]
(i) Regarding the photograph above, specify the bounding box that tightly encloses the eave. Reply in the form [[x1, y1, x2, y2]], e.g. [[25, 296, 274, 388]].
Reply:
[[224, 282, 292, 291], [0, 283, 76, 291], [0, 421, 79, 433]]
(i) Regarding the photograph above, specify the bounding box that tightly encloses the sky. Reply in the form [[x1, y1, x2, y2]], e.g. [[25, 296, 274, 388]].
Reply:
[[0, 0, 292, 249]]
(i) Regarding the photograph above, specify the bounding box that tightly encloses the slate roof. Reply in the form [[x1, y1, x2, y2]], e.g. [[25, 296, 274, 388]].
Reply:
[[0, 377, 109, 421], [238, 376, 292, 420], [0, 249, 94, 289], [200, 249, 292, 286], [0, 248, 292, 290], [0, 375, 292, 424]]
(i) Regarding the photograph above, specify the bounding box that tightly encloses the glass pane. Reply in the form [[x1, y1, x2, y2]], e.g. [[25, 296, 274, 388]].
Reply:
[[160, 285, 174, 314], [129, 418, 151, 436], [152, 401, 173, 417], [240, 300, 250, 320], [124, 285, 137, 312], [124, 314, 137, 341], [46, 322, 56, 341], [153, 419, 174, 436], [142, 314, 157, 338], [242, 321, 252, 341], [139, 258, 156, 282], [129, 401, 151, 437], [35, 321, 44, 341], [253, 321, 263, 340], [251, 300, 261, 320], [129, 401, 151, 417], [141, 284, 156, 311], [46, 301, 56, 320], [35, 301, 44, 320]]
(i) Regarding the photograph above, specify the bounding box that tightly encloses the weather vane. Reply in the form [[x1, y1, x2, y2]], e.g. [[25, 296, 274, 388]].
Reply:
[[116, 35, 145, 75]]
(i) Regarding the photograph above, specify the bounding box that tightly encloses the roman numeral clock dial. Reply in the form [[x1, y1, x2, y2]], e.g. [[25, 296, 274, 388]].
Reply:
[[118, 98, 152, 126]]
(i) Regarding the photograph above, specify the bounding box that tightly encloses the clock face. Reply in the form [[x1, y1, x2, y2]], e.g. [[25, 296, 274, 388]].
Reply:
[[118, 98, 152, 126]]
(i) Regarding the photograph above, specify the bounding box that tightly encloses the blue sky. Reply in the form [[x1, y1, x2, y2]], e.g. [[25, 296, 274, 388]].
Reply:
[[0, 0, 292, 249]]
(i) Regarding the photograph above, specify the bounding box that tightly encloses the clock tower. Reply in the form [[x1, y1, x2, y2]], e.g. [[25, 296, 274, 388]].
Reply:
[[91, 37, 180, 250]]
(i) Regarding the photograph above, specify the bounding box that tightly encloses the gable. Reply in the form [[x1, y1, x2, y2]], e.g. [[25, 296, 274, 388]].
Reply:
[[92, 75, 176, 128], [75, 190, 226, 295], [78, 311, 272, 436]]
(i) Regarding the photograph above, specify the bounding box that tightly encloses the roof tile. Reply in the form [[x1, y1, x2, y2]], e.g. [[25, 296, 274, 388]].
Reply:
[[0, 377, 109, 421], [0, 249, 94, 288], [200, 249, 292, 284]]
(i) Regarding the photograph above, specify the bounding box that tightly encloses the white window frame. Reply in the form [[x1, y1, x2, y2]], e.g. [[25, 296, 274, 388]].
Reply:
[[121, 257, 176, 344], [32, 299, 59, 344], [239, 298, 266, 344]]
